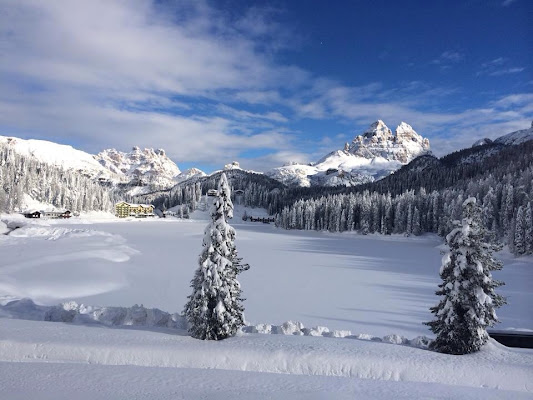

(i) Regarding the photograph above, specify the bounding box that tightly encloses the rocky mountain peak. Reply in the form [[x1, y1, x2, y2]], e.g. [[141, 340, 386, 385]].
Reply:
[[349, 121, 430, 163], [267, 120, 431, 188], [95, 147, 181, 185], [361, 120, 394, 140]]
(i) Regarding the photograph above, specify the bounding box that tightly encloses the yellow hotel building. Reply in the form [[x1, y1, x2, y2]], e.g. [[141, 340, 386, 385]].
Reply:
[[115, 202, 155, 218]]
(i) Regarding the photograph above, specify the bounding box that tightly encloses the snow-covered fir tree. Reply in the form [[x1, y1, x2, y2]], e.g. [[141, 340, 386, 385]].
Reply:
[[218, 173, 234, 219], [525, 202, 533, 254], [426, 197, 506, 355], [183, 173, 245, 340], [514, 206, 526, 255]]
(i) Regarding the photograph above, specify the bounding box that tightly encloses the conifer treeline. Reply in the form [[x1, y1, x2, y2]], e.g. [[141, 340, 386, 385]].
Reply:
[[275, 162, 533, 255]]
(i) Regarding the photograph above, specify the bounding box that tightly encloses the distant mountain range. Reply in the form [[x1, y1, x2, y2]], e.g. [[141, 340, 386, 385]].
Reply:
[[1, 121, 532, 212]]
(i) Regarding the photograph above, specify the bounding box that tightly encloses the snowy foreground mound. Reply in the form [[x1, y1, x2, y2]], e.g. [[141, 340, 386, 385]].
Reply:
[[1, 302, 532, 399], [0, 298, 431, 348]]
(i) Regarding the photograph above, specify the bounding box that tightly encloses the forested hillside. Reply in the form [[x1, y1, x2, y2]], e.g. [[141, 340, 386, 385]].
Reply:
[[134, 169, 285, 214], [0, 143, 118, 213]]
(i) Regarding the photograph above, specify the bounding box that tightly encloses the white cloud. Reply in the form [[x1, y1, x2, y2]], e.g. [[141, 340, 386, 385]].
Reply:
[[476, 57, 525, 77], [0, 0, 305, 169], [431, 51, 463, 65], [0, 1, 530, 172]]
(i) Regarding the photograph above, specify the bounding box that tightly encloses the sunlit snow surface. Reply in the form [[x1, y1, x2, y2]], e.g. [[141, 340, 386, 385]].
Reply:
[[1, 209, 530, 336], [1, 209, 532, 398]]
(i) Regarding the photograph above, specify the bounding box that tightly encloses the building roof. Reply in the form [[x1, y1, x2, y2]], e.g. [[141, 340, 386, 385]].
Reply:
[[115, 202, 153, 208]]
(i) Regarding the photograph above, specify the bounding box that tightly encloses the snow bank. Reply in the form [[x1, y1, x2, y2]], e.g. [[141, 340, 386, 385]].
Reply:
[[2, 299, 429, 349], [1, 317, 531, 396], [1, 298, 186, 329], [243, 321, 431, 349], [7, 225, 114, 241]]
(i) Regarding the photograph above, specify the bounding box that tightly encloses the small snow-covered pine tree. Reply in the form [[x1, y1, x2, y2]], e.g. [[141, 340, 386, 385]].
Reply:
[[514, 206, 526, 255], [218, 173, 233, 220], [426, 197, 505, 355], [184, 173, 245, 340], [525, 203, 533, 254]]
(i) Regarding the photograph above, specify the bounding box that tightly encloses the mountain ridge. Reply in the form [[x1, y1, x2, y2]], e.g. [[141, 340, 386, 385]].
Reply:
[[266, 120, 431, 187]]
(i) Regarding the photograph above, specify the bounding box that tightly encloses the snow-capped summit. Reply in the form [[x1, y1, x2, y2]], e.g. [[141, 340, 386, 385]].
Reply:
[[363, 120, 394, 139], [224, 161, 242, 170], [175, 167, 206, 183], [96, 147, 181, 186], [267, 121, 431, 187], [350, 121, 430, 163], [494, 122, 533, 146]]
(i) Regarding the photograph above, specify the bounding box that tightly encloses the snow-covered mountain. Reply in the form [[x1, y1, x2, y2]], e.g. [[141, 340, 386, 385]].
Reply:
[[175, 167, 206, 183], [267, 120, 431, 187], [96, 147, 182, 189], [494, 121, 533, 146], [0, 136, 117, 181], [0, 135, 205, 199]]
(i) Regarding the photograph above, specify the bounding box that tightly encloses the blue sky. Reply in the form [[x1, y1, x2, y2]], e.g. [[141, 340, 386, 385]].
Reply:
[[0, 0, 531, 172]]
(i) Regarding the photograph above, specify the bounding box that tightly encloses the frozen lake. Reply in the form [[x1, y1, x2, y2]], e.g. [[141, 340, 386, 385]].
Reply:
[[1, 213, 531, 337]]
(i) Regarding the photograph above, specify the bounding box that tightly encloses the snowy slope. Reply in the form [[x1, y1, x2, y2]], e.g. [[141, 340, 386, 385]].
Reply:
[[267, 121, 430, 187], [175, 167, 206, 183], [494, 121, 533, 146], [0, 317, 531, 399], [0, 135, 116, 180]]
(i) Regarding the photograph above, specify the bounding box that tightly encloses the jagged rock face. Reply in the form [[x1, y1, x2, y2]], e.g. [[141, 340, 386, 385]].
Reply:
[[350, 120, 430, 163], [96, 147, 181, 186], [267, 120, 431, 187]]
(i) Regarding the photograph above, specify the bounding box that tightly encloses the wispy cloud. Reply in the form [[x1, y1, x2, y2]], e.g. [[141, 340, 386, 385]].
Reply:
[[477, 57, 525, 76], [431, 51, 463, 65], [501, 0, 518, 6]]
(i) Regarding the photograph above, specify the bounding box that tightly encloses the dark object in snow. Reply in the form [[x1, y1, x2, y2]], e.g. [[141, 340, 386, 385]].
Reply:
[[23, 211, 41, 218], [488, 330, 533, 349]]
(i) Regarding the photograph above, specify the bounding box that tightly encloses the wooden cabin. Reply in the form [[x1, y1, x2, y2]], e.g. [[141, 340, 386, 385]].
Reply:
[[22, 211, 41, 219], [40, 210, 72, 219]]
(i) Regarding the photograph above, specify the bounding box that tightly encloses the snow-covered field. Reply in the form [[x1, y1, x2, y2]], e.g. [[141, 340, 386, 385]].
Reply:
[[1, 209, 532, 398]]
